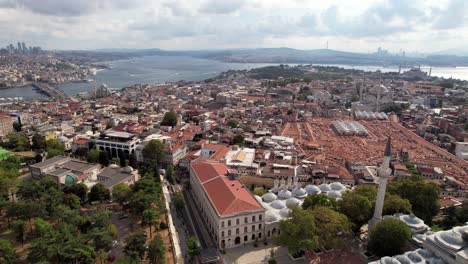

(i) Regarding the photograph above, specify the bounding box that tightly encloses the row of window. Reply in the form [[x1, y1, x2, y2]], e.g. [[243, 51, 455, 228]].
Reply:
[[221, 214, 263, 228], [221, 224, 263, 237]]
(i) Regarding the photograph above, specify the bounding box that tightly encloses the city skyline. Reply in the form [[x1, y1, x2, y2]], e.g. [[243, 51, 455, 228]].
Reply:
[[0, 0, 467, 54]]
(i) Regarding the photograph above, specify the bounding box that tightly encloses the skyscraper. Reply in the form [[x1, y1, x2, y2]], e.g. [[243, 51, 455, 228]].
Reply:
[[368, 136, 392, 229], [17, 42, 22, 52]]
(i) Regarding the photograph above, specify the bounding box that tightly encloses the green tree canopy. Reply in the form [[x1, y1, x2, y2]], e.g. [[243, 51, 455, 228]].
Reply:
[[311, 206, 352, 249], [160, 111, 178, 127], [141, 209, 158, 238], [302, 193, 337, 210], [0, 239, 18, 264], [338, 191, 373, 231], [124, 233, 147, 261], [165, 165, 175, 184], [388, 177, 440, 223], [142, 140, 164, 164], [112, 183, 132, 205], [63, 183, 88, 203], [275, 207, 319, 254], [13, 121, 22, 132], [368, 218, 411, 257], [32, 133, 46, 150], [89, 183, 110, 203], [383, 194, 412, 216], [232, 135, 244, 146], [87, 149, 100, 163], [187, 236, 201, 259], [99, 151, 110, 166], [173, 192, 185, 212], [148, 235, 166, 264]]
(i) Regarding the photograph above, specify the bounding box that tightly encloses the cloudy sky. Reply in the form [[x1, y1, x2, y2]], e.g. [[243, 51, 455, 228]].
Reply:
[[0, 0, 466, 53]]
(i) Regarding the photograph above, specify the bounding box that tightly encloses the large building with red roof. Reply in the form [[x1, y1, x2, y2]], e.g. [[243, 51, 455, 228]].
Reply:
[[190, 161, 266, 249]]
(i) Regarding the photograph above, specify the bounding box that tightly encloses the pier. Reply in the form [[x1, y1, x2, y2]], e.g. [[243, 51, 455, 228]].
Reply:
[[31, 82, 68, 99]]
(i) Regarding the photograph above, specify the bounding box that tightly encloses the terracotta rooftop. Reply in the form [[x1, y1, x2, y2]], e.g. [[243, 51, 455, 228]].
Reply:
[[191, 161, 264, 217]]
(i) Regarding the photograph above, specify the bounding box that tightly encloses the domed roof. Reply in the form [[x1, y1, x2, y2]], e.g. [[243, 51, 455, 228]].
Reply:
[[65, 174, 77, 185], [121, 166, 134, 173], [318, 184, 331, 192], [109, 164, 119, 169], [305, 185, 321, 195], [394, 255, 411, 264], [435, 231, 464, 250], [262, 192, 277, 203], [380, 257, 399, 264], [58, 136, 69, 142], [271, 200, 286, 209], [279, 208, 290, 218], [285, 197, 301, 207], [406, 252, 423, 263], [254, 195, 262, 204], [415, 249, 434, 258], [292, 187, 307, 198], [278, 189, 292, 199], [330, 182, 345, 191], [453, 225, 468, 236], [265, 211, 280, 222], [327, 190, 342, 199], [401, 214, 424, 225]]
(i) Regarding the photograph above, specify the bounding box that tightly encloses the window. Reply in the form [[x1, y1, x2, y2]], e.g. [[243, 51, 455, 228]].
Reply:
[[228, 230, 231, 236], [259, 224, 262, 229], [244, 236, 248, 242], [221, 221, 224, 228], [244, 217, 248, 223], [259, 214, 262, 221], [252, 234, 256, 240], [259, 232, 262, 238], [236, 228, 239, 235], [244, 226, 248, 233], [228, 220, 231, 227], [236, 218, 240, 225], [222, 231, 224, 237], [252, 216, 256, 222], [252, 225, 255, 231]]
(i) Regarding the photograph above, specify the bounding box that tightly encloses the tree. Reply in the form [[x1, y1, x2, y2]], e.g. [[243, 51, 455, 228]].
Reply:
[[227, 120, 238, 128], [338, 192, 373, 231], [34, 217, 52, 238], [383, 194, 412, 216], [124, 233, 147, 260], [47, 148, 63, 158], [129, 153, 137, 168], [99, 151, 110, 166], [232, 135, 244, 146], [142, 140, 164, 164], [12, 220, 26, 245], [128, 190, 158, 216], [87, 149, 100, 163], [64, 193, 81, 210], [311, 207, 352, 249], [165, 165, 175, 184], [119, 152, 127, 167], [13, 121, 22, 132], [112, 183, 132, 205], [106, 119, 115, 129], [32, 133, 46, 150], [89, 183, 110, 203], [63, 183, 88, 203], [302, 194, 337, 210], [148, 235, 166, 264], [388, 177, 440, 223], [187, 236, 201, 260], [368, 218, 411, 257], [275, 208, 319, 254], [160, 111, 178, 127], [173, 192, 185, 212], [0, 239, 18, 264], [142, 209, 158, 238]]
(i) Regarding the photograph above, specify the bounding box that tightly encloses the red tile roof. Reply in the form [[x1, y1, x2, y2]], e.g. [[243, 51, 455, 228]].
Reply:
[[191, 161, 264, 217]]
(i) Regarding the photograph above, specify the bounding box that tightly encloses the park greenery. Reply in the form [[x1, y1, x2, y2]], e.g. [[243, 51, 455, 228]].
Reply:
[[368, 218, 412, 257]]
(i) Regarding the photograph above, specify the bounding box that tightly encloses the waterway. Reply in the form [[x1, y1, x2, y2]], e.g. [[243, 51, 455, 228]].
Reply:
[[1, 55, 468, 99]]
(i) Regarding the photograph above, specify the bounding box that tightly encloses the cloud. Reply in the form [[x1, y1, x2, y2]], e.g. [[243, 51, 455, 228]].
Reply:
[[432, 0, 466, 29], [199, 0, 247, 14]]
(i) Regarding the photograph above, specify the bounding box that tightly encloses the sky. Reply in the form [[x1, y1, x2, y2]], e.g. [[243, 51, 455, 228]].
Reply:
[[0, 0, 467, 54]]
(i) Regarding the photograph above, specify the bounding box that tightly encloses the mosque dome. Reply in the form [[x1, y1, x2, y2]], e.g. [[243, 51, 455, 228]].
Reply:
[[254, 195, 262, 204], [65, 174, 77, 185], [265, 211, 280, 222], [292, 187, 307, 198], [305, 185, 321, 195], [279, 208, 290, 218], [330, 182, 345, 191], [435, 231, 464, 251], [262, 192, 277, 203], [278, 189, 292, 199], [415, 249, 434, 259], [318, 184, 332, 192], [394, 255, 411, 264], [109, 164, 119, 169], [406, 252, 423, 264], [285, 197, 301, 207], [58, 136, 69, 143], [271, 200, 286, 210], [327, 190, 342, 199], [121, 166, 134, 173], [380, 257, 399, 264]]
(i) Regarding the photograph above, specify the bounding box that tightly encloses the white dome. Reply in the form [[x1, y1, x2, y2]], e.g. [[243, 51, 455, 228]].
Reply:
[[318, 184, 332, 192], [305, 185, 321, 195], [415, 249, 434, 259], [285, 197, 301, 207], [405, 252, 423, 264], [327, 190, 342, 199], [58, 136, 69, 142], [292, 187, 307, 198], [435, 231, 464, 250], [265, 211, 280, 222], [278, 189, 292, 199], [109, 164, 119, 169], [380, 257, 400, 264], [262, 192, 277, 203], [394, 255, 411, 264], [271, 200, 286, 209], [330, 182, 345, 191], [121, 166, 134, 173], [254, 195, 262, 204], [279, 208, 290, 218]]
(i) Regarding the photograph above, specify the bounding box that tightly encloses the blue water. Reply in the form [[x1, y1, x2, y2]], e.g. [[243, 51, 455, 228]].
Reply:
[[1, 55, 468, 99]]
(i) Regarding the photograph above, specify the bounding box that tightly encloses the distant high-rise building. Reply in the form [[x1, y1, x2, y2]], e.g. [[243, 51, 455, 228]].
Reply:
[[17, 42, 22, 52], [21, 42, 27, 53]]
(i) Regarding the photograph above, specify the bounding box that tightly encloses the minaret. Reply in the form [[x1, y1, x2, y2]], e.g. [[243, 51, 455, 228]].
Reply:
[[369, 137, 392, 229]]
